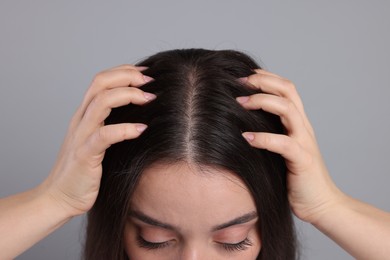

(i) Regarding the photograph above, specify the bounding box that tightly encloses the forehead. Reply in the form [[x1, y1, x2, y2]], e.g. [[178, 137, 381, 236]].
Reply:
[[130, 161, 256, 231]]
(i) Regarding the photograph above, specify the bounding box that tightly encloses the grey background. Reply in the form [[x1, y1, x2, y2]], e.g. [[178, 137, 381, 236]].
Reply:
[[1, 1, 389, 259]]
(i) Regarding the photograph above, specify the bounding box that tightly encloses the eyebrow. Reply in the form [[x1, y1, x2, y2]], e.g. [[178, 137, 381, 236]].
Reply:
[[129, 210, 176, 230], [212, 211, 258, 231], [129, 210, 258, 232]]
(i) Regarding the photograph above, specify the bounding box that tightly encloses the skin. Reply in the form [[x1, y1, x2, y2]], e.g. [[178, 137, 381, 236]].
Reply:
[[0, 65, 155, 259], [124, 162, 261, 260], [0, 65, 389, 259], [238, 71, 390, 258]]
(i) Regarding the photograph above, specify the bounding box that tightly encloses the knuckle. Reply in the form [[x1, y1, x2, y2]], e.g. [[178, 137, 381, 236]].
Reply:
[[119, 124, 131, 140], [130, 88, 146, 101], [127, 86, 140, 94], [93, 90, 110, 107], [248, 73, 262, 85], [283, 79, 297, 93], [121, 69, 145, 86], [285, 100, 296, 114], [91, 72, 106, 86], [260, 134, 272, 147], [99, 124, 133, 144], [97, 127, 110, 143], [252, 72, 263, 81], [279, 136, 292, 152], [279, 100, 295, 116], [123, 68, 141, 77]]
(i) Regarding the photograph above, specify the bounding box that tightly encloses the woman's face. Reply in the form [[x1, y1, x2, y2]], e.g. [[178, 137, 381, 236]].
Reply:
[[124, 161, 261, 260]]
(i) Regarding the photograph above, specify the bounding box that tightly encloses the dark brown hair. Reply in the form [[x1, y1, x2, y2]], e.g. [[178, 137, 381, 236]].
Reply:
[[84, 48, 297, 259]]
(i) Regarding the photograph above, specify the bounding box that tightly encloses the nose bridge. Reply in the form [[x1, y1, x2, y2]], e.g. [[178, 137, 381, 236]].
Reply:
[[180, 240, 211, 260], [181, 243, 200, 260]]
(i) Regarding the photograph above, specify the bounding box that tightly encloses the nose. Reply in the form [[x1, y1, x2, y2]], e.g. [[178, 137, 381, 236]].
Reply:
[[180, 242, 210, 260], [181, 246, 199, 260]]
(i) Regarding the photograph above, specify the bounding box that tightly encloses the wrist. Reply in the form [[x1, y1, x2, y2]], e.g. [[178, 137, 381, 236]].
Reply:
[[297, 184, 348, 225], [309, 190, 351, 227], [0, 182, 74, 259], [35, 180, 75, 221]]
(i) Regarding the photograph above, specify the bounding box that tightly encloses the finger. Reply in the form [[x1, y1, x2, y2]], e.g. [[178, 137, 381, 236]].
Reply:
[[80, 123, 148, 159], [83, 69, 154, 109], [241, 132, 309, 166], [253, 68, 283, 79], [74, 69, 154, 125], [242, 72, 315, 136], [242, 73, 305, 116], [78, 87, 156, 137], [108, 64, 148, 72], [237, 94, 305, 136]]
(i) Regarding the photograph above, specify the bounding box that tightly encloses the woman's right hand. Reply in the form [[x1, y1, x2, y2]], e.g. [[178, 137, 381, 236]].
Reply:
[[237, 69, 390, 259], [40, 65, 155, 217]]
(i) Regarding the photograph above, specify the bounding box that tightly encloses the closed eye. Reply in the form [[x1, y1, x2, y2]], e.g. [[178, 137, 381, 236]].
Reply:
[[219, 237, 253, 252], [136, 235, 171, 250]]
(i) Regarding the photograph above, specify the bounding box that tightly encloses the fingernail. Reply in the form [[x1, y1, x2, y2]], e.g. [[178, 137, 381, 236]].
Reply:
[[236, 96, 250, 104], [144, 92, 157, 101], [238, 77, 248, 83], [143, 75, 154, 83], [136, 124, 148, 133], [136, 66, 149, 71], [242, 132, 255, 142]]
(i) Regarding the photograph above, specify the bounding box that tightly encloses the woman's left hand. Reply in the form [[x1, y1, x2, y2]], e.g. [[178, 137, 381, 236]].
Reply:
[[236, 69, 343, 223]]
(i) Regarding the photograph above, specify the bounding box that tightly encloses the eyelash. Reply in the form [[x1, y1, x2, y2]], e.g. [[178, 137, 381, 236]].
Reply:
[[219, 238, 253, 252], [136, 235, 170, 250], [136, 235, 253, 252]]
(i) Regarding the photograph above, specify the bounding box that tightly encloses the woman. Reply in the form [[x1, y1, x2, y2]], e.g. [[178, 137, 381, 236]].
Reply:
[[0, 49, 389, 259]]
